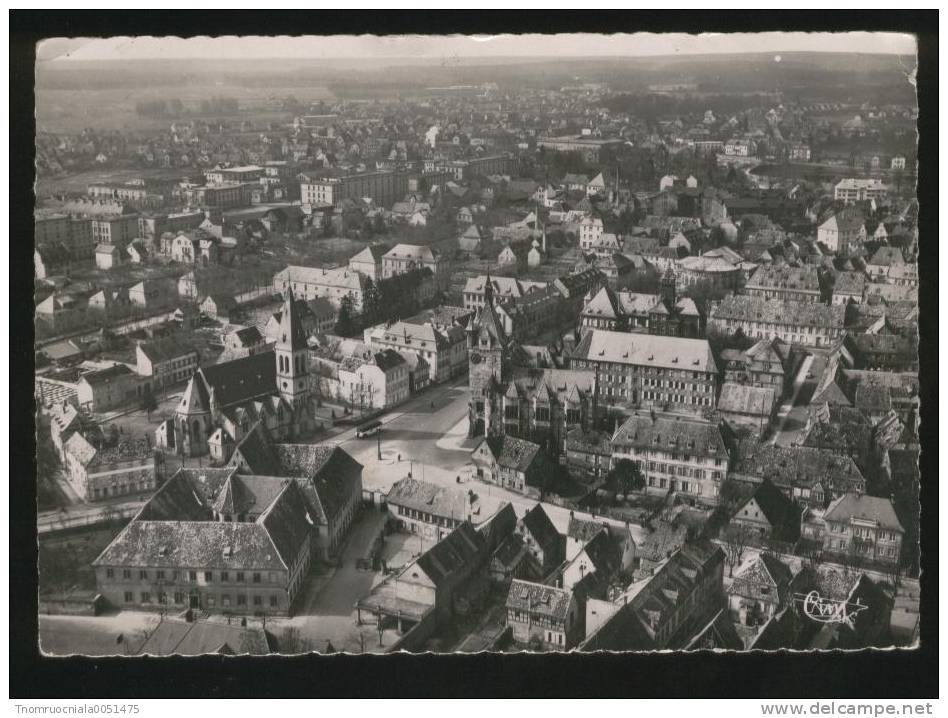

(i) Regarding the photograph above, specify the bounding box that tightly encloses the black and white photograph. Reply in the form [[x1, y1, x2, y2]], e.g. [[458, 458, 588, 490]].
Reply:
[[13, 14, 937, 701]]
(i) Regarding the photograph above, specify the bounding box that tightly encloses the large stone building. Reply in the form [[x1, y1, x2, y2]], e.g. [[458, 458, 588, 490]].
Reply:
[[744, 265, 822, 303], [381, 244, 448, 286], [709, 296, 845, 348], [818, 213, 867, 256], [92, 452, 360, 616], [822, 493, 904, 567], [300, 170, 407, 208], [366, 317, 468, 384], [610, 411, 731, 506], [834, 178, 888, 204], [273, 265, 368, 312], [63, 434, 159, 502], [570, 329, 718, 414]]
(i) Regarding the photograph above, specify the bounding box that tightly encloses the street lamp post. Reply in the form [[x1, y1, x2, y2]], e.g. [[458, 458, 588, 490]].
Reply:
[[377, 427, 382, 461], [376, 605, 384, 647]]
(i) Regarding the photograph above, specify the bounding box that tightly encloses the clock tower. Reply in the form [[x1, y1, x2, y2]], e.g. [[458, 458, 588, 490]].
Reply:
[[467, 272, 508, 437]]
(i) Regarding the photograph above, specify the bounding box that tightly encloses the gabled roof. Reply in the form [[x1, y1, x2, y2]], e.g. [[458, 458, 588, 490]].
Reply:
[[197, 351, 276, 408], [572, 329, 717, 373], [411, 522, 486, 586], [387, 477, 470, 521], [519, 504, 561, 557], [506, 579, 572, 620], [480, 435, 543, 474], [824, 493, 903, 532], [737, 480, 800, 543], [138, 336, 198, 363]]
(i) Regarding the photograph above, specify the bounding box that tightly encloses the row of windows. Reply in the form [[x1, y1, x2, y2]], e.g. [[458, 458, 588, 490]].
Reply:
[[645, 462, 722, 480], [396, 505, 462, 529], [106, 568, 273, 584], [123, 591, 280, 608], [91, 479, 153, 500], [641, 390, 713, 407], [507, 610, 564, 630]]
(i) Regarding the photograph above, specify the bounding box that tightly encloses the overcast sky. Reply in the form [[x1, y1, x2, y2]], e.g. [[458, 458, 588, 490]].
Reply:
[[38, 32, 916, 63]]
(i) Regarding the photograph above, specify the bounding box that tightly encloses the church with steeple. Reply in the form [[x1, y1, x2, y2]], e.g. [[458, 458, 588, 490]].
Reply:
[[467, 271, 599, 452], [155, 289, 317, 461]]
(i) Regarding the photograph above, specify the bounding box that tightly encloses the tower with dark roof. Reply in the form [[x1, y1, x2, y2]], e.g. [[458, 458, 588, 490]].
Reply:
[[660, 265, 677, 308], [275, 289, 310, 412], [467, 271, 510, 437]]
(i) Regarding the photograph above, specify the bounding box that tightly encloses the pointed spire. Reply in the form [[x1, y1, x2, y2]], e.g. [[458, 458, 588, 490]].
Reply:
[[483, 269, 494, 307], [278, 287, 308, 351]]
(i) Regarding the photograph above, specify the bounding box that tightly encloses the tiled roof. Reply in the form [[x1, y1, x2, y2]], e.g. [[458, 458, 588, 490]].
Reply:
[[506, 579, 572, 620], [387, 477, 471, 521], [833, 271, 866, 296], [276, 265, 367, 292], [580, 540, 723, 651], [96, 466, 316, 572], [138, 336, 198, 363], [572, 329, 717, 373], [138, 619, 270, 656], [867, 246, 905, 267], [731, 442, 865, 495], [637, 521, 688, 563], [824, 493, 903, 532], [94, 520, 290, 571], [198, 351, 276, 408], [411, 522, 486, 586], [746, 264, 821, 293], [711, 295, 844, 329], [679, 255, 740, 273], [718, 383, 776, 416], [79, 364, 134, 385], [384, 243, 437, 262], [481, 435, 544, 474], [612, 411, 728, 459]]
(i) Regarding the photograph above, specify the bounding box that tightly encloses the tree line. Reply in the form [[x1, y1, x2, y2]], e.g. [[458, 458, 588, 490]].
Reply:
[[135, 96, 239, 118]]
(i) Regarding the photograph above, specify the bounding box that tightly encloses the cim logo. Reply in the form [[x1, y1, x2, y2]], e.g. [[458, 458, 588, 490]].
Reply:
[[795, 591, 868, 629]]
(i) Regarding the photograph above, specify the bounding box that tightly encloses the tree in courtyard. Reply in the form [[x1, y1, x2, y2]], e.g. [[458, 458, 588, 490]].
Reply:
[[334, 295, 358, 337], [141, 385, 158, 422], [722, 522, 752, 577], [607, 459, 646, 495]]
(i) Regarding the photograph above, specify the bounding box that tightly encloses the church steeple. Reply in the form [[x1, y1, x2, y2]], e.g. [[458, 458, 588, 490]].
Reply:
[[483, 270, 494, 308], [275, 289, 309, 410]]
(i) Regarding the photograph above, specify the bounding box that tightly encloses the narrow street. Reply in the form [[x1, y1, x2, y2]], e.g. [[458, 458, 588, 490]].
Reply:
[[272, 506, 396, 653], [770, 353, 817, 447]]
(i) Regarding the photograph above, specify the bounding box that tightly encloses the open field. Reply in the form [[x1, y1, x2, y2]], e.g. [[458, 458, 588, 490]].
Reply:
[[36, 81, 335, 134], [36, 167, 192, 197]]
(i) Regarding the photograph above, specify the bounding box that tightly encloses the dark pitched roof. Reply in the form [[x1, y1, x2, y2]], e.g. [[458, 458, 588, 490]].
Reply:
[[198, 351, 276, 408], [477, 502, 517, 553], [414, 522, 486, 585], [138, 619, 270, 656], [138, 336, 199, 363], [520, 504, 562, 558], [483, 435, 544, 473], [275, 292, 309, 351], [567, 516, 608, 545], [739, 479, 801, 543], [577, 529, 621, 577]]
